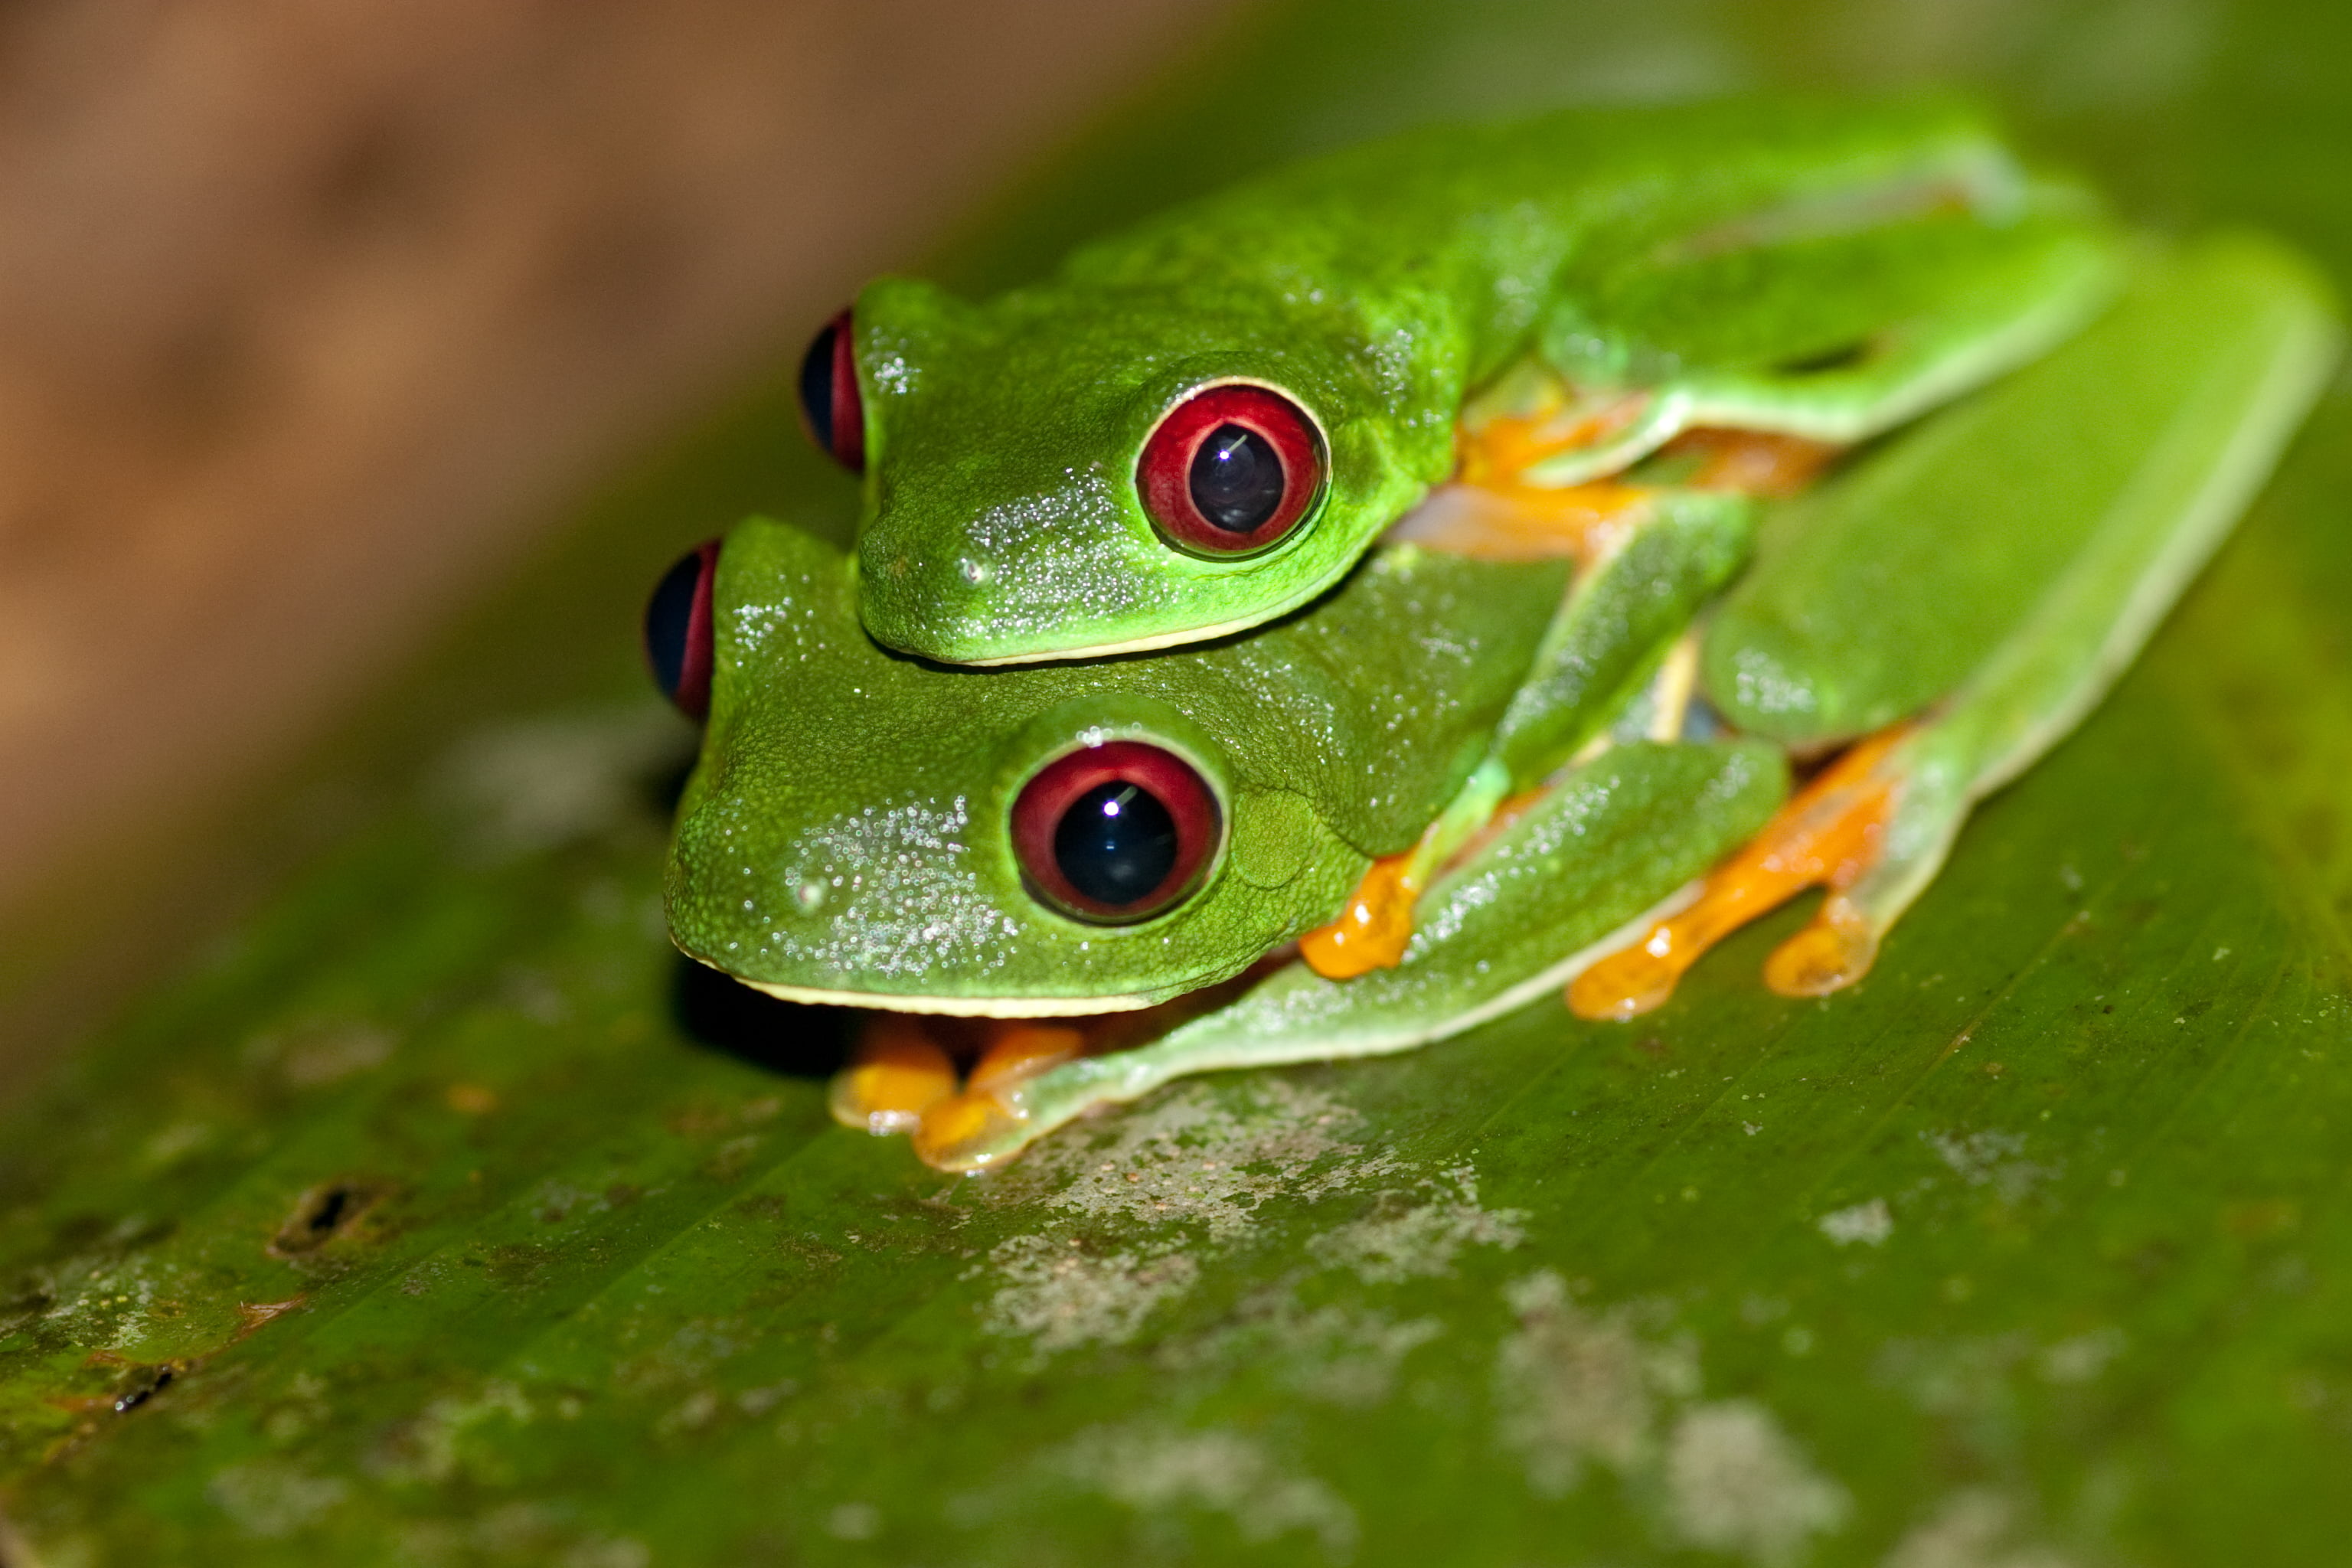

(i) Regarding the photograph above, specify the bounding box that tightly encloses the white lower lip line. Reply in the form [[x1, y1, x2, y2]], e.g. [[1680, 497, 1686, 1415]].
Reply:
[[729, 974, 1157, 1018]]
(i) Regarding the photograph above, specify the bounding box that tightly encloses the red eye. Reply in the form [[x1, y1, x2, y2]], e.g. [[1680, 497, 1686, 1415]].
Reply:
[[1137, 383, 1324, 555], [1011, 741, 1222, 923], [796, 308, 864, 472], [645, 540, 719, 719]]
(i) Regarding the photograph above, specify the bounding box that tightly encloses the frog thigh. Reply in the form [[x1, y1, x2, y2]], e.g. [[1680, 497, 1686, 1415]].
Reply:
[[1701, 233, 2343, 750], [1522, 203, 2122, 488]]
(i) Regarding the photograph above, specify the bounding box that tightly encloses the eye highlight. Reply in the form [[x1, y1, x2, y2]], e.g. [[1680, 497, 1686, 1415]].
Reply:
[[1011, 741, 1222, 923], [645, 540, 720, 720], [1138, 384, 1325, 556], [796, 308, 864, 472]]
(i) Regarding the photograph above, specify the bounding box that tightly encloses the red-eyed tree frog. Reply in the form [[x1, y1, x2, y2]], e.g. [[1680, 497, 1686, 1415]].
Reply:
[[802, 99, 2125, 668], [654, 232, 2335, 1172]]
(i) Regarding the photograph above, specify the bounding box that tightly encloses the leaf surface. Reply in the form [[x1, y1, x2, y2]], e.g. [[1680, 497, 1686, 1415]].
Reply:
[[5, 2, 2352, 1563]]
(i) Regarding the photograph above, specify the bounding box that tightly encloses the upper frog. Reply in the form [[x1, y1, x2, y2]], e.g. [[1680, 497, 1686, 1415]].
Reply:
[[807, 96, 2122, 665]]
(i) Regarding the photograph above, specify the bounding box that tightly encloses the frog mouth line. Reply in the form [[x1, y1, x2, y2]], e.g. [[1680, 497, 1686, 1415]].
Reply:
[[727, 970, 1159, 1018]]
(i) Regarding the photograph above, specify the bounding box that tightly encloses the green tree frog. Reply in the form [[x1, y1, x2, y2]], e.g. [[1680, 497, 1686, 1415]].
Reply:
[[800, 98, 2126, 666], [657, 235, 2335, 1173]]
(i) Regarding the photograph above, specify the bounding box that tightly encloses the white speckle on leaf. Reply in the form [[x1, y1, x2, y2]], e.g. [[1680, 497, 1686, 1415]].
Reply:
[[1494, 1272, 1677, 1494], [207, 1463, 350, 1537], [979, 1233, 1197, 1355], [253, 1021, 397, 1087], [1924, 1129, 2056, 1203], [434, 704, 691, 854], [1664, 1400, 1851, 1565], [994, 1079, 1399, 1240], [1306, 1165, 1526, 1283], [142, 1120, 215, 1166], [1495, 1273, 1850, 1563], [825, 1503, 880, 1541], [1158, 1289, 1442, 1407], [394, 1504, 649, 1567], [386, 1380, 537, 1485], [1818, 1197, 1893, 1246], [2037, 1328, 2125, 1385], [1881, 1489, 2077, 1568], [1054, 1423, 1358, 1560]]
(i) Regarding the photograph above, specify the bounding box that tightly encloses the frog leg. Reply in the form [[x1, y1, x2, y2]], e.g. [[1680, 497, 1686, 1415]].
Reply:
[[1521, 209, 2125, 489], [828, 1014, 959, 1135], [1668, 429, 1841, 497], [966, 1021, 1086, 1093], [1319, 491, 1756, 979], [1403, 406, 1832, 564], [910, 741, 1788, 1173], [1566, 725, 1911, 1020], [1385, 473, 1654, 565], [1585, 237, 2344, 1016], [1298, 759, 1514, 978]]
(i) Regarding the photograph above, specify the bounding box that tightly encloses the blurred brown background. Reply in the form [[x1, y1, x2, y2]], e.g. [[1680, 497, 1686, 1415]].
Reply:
[[0, 0, 1230, 921]]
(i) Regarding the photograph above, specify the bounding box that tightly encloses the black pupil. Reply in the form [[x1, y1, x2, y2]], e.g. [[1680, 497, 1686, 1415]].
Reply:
[[1187, 422, 1285, 533], [645, 549, 704, 698], [798, 323, 838, 450], [1054, 781, 1178, 908]]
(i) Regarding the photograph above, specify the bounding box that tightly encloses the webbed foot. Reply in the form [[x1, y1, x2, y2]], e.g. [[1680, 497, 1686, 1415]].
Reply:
[[1568, 724, 1909, 1019]]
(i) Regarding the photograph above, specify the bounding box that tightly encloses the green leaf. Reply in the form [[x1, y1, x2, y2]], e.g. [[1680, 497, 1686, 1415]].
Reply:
[[6, 2, 2352, 1563]]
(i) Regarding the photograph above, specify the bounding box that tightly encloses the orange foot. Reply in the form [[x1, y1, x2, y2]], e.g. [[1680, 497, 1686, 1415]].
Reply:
[[1567, 724, 1911, 1021], [1299, 850, 1421, 978], [828, 1015, 957, 1134]]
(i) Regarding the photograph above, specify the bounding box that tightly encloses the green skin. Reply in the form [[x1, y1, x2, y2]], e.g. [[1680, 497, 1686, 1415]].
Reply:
[[850, 96, 2125, 666], [671, 236, 2338, 1171]]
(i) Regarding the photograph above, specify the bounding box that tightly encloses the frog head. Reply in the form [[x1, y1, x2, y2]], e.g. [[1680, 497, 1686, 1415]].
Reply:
[[811, 275, 1459, 667], [655, 516, 1562, 1013]]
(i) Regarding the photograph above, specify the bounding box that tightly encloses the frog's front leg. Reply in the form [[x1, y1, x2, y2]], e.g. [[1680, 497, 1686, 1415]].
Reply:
[[1308, 488, 1756, 978], [828, 1015, 959, 1133]]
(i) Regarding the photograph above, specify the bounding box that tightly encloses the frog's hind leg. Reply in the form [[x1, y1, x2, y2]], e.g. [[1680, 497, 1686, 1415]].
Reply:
[[1566, 725, 1914, 1019], [1577, 236, 2346, 1019]]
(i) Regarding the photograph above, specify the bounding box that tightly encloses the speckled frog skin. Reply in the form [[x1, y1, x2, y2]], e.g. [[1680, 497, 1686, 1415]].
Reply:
[[674, 234, 2336, 1172], [836, 97, 2123, 665]]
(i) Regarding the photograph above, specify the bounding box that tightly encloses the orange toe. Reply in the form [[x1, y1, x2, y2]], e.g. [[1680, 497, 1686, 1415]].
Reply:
[[1567, 725, 1909, 1020], [969, 1022, 1085, 1096], [1301, 853, 1420, 978], [828, 1017, 956, 1135], [1762, 900, 1880, 997]]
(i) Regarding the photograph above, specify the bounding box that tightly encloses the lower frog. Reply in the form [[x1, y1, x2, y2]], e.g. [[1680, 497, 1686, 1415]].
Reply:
[[649, 237, 2337, 1171]]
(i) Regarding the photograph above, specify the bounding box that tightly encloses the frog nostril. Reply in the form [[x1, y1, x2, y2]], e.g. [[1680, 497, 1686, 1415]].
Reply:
[[645, 540, 720, 720]]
